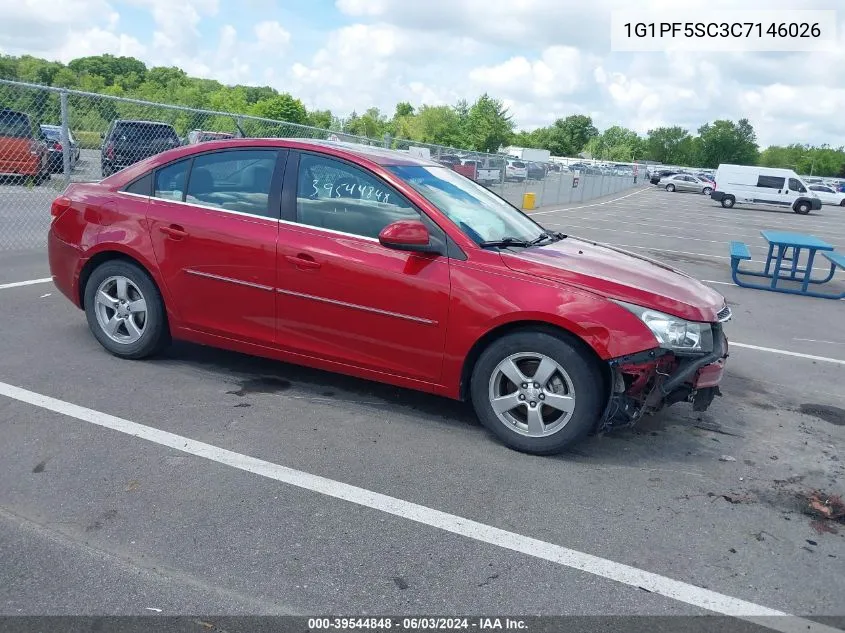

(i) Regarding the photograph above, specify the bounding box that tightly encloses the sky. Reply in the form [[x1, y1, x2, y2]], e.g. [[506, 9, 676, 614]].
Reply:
[[1, 0, 843, 148]]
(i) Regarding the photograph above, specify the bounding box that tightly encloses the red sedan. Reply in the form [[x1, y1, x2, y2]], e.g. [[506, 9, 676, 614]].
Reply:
[[48, 138, 730, 454]]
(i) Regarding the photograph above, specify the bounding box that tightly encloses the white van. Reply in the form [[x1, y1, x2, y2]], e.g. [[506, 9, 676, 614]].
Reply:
[[710, 164, 821, 215]]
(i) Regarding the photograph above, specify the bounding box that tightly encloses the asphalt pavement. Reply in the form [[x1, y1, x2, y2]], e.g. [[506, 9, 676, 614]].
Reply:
[[0, 185, 843, 628]]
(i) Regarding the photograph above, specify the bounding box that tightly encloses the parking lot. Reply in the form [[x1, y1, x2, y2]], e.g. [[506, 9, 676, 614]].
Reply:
[[1, 185, 843, 627]]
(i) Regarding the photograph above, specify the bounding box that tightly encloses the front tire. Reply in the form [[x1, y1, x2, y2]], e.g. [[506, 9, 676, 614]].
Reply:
[[702, 187, 712, 196], [839, 199, 845, 207], [721, 195, 735, 208], [83, 260, 169, 359], [666, 184, 675, 192], [794, 201, 811, 215], [470, 331, 604, 455]]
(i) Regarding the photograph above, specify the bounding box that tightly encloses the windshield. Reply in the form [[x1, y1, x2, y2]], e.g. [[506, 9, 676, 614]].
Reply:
[[115, 123, 178, 142], [389, 164, 545, 244]]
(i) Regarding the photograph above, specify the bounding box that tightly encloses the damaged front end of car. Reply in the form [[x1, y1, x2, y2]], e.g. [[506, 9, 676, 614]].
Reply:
[[597, 304, 730, 433]]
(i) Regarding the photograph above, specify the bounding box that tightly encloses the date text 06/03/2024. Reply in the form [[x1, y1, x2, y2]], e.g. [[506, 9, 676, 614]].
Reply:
[[307, 617, 528, 630]]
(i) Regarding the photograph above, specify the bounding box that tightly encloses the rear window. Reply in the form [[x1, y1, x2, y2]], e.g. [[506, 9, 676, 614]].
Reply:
[[114, 122, 179, 142], [511, 161, 526, 168], [41, 126, 61, 139], [0, 111, 33, 138], [757, 175, 785, 189]]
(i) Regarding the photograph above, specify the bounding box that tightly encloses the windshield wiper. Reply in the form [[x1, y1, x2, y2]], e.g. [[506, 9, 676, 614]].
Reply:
[[479, 236, 533, 249], [528, 230, 568, 246]]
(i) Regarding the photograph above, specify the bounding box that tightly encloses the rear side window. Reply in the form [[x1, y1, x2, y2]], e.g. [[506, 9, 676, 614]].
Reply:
[[186, 149, 277, 217], [124, 173, 153, 196], [757, 175, 785, 189], [154, 159, 190, 201], [0, 111, 32, 138], [788, 178, 806, 193]]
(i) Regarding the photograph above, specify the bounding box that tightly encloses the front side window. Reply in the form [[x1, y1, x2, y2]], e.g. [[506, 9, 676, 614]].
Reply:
[[788, 178, 806, 193], [186, 149, 277, 217], [295, 154, 418, 239], [154, 159, 190, 201], [389, 164, 545, 244]]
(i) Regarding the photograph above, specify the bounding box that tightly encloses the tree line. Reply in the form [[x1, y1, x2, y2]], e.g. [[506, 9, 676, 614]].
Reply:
[[1, 53, 842, 176]]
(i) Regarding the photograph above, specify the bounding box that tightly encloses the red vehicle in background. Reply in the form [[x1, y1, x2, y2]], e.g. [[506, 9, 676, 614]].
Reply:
[[0, 108, 50, 184], [48, 138, 730, 455]]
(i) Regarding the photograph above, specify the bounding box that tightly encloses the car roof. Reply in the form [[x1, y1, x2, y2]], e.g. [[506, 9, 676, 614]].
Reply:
[[198, 138, 443, 167]]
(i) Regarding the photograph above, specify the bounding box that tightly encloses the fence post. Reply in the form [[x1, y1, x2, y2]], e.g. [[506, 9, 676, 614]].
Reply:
[[60, 90, 71, 188], [383, 133, 391, 149]]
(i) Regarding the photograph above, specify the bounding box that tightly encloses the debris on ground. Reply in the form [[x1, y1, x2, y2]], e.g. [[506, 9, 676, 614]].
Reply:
[[719, 455, 737, 462], [707, 492, 756, 504], [804, 490, 845, 525]]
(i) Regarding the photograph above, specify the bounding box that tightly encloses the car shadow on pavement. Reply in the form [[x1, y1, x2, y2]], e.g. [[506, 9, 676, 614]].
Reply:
[[151, 341, 480, 427]]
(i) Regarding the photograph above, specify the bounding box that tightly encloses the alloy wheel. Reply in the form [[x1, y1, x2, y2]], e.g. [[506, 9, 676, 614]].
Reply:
[[488, 352, 576, 438], [93, 275, 148, 344]]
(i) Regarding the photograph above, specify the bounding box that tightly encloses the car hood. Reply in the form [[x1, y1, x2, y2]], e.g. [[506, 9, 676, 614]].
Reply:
[[501, 237, 726, 322]]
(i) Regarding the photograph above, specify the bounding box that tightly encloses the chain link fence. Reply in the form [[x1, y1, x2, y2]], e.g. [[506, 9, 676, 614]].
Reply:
[[1, 79, 640, 251]]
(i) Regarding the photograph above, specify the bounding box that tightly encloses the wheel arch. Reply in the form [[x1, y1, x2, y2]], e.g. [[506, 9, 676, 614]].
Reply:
[[458, 320, 610, 402], [78, 250, 172, 323]]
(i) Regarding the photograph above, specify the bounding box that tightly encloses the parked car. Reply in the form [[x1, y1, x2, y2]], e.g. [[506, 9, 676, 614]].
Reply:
[[525, 161, 547, 180], [0, 107, 50, 185], [100, 120, 181, 177], [461, 158, 501, 185], [695, 173, 715, 185], [808, 184, 845, 206], [505, 159, 528, 182], [40, 124, 79, 173], [547, 162, 562, 172], [48, 138, 730, 455], [659, 173, 714, 195], [710, 164, 821, 214], [187, 129, 235, 144], [650, 169, 678, 185]]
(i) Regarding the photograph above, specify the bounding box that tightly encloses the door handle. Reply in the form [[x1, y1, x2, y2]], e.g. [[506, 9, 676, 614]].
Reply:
[[160, 224, 188, 239], [285, 254, 321, 270]]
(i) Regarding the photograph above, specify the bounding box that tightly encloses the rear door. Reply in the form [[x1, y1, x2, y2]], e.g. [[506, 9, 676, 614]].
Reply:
[[114, 122, 181, 166], [274, 151, 451, 383], [145, 147, 286, 345]]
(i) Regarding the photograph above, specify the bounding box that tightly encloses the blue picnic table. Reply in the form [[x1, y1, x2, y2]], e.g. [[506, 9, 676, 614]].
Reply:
[[729, 230, 845, 299]]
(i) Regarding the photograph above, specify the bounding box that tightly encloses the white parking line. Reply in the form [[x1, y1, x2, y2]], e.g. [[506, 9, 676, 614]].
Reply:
[[529, 187, 652, 216], [0, 277, 52, 290], [0, 380, 838, 633], [729, 342, 845, 365]]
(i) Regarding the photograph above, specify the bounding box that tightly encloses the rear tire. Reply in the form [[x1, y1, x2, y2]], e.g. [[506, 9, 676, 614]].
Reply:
[[83, 260, 170, 359], [470, 331, 604, 455], [794, 201, 811, 215], [721, 195, 735, 208], [666, 184, 675, 192]]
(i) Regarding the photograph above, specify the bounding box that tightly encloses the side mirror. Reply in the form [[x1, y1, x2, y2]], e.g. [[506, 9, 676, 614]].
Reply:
[[378, 220, 437, 253]]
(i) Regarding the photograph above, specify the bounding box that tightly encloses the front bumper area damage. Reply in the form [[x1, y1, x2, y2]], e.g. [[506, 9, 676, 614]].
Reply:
[[598, 323, 728, 432]]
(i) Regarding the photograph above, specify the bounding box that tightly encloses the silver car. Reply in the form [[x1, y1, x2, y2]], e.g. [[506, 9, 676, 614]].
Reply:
[[659, 173, 713, 195]]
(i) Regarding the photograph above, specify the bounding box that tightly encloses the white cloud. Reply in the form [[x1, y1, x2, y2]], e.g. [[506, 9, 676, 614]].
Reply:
[[254, 21, 291, 51]]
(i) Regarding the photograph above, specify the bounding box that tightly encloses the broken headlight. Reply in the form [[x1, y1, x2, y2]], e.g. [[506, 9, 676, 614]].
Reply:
[[615, 301, 714, 354]]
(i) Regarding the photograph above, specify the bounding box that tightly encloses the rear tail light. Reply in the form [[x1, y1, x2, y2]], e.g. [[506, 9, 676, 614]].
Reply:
[[51, 195, 73, 219], [53, 141, 63, 152], [105, 143, 115, 160], [29, 140, 40, 155]]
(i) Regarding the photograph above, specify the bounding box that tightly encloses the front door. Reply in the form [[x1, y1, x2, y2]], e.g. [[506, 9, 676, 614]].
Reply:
[[145, 148, 285, 345], [274, 151, 451, 383]]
